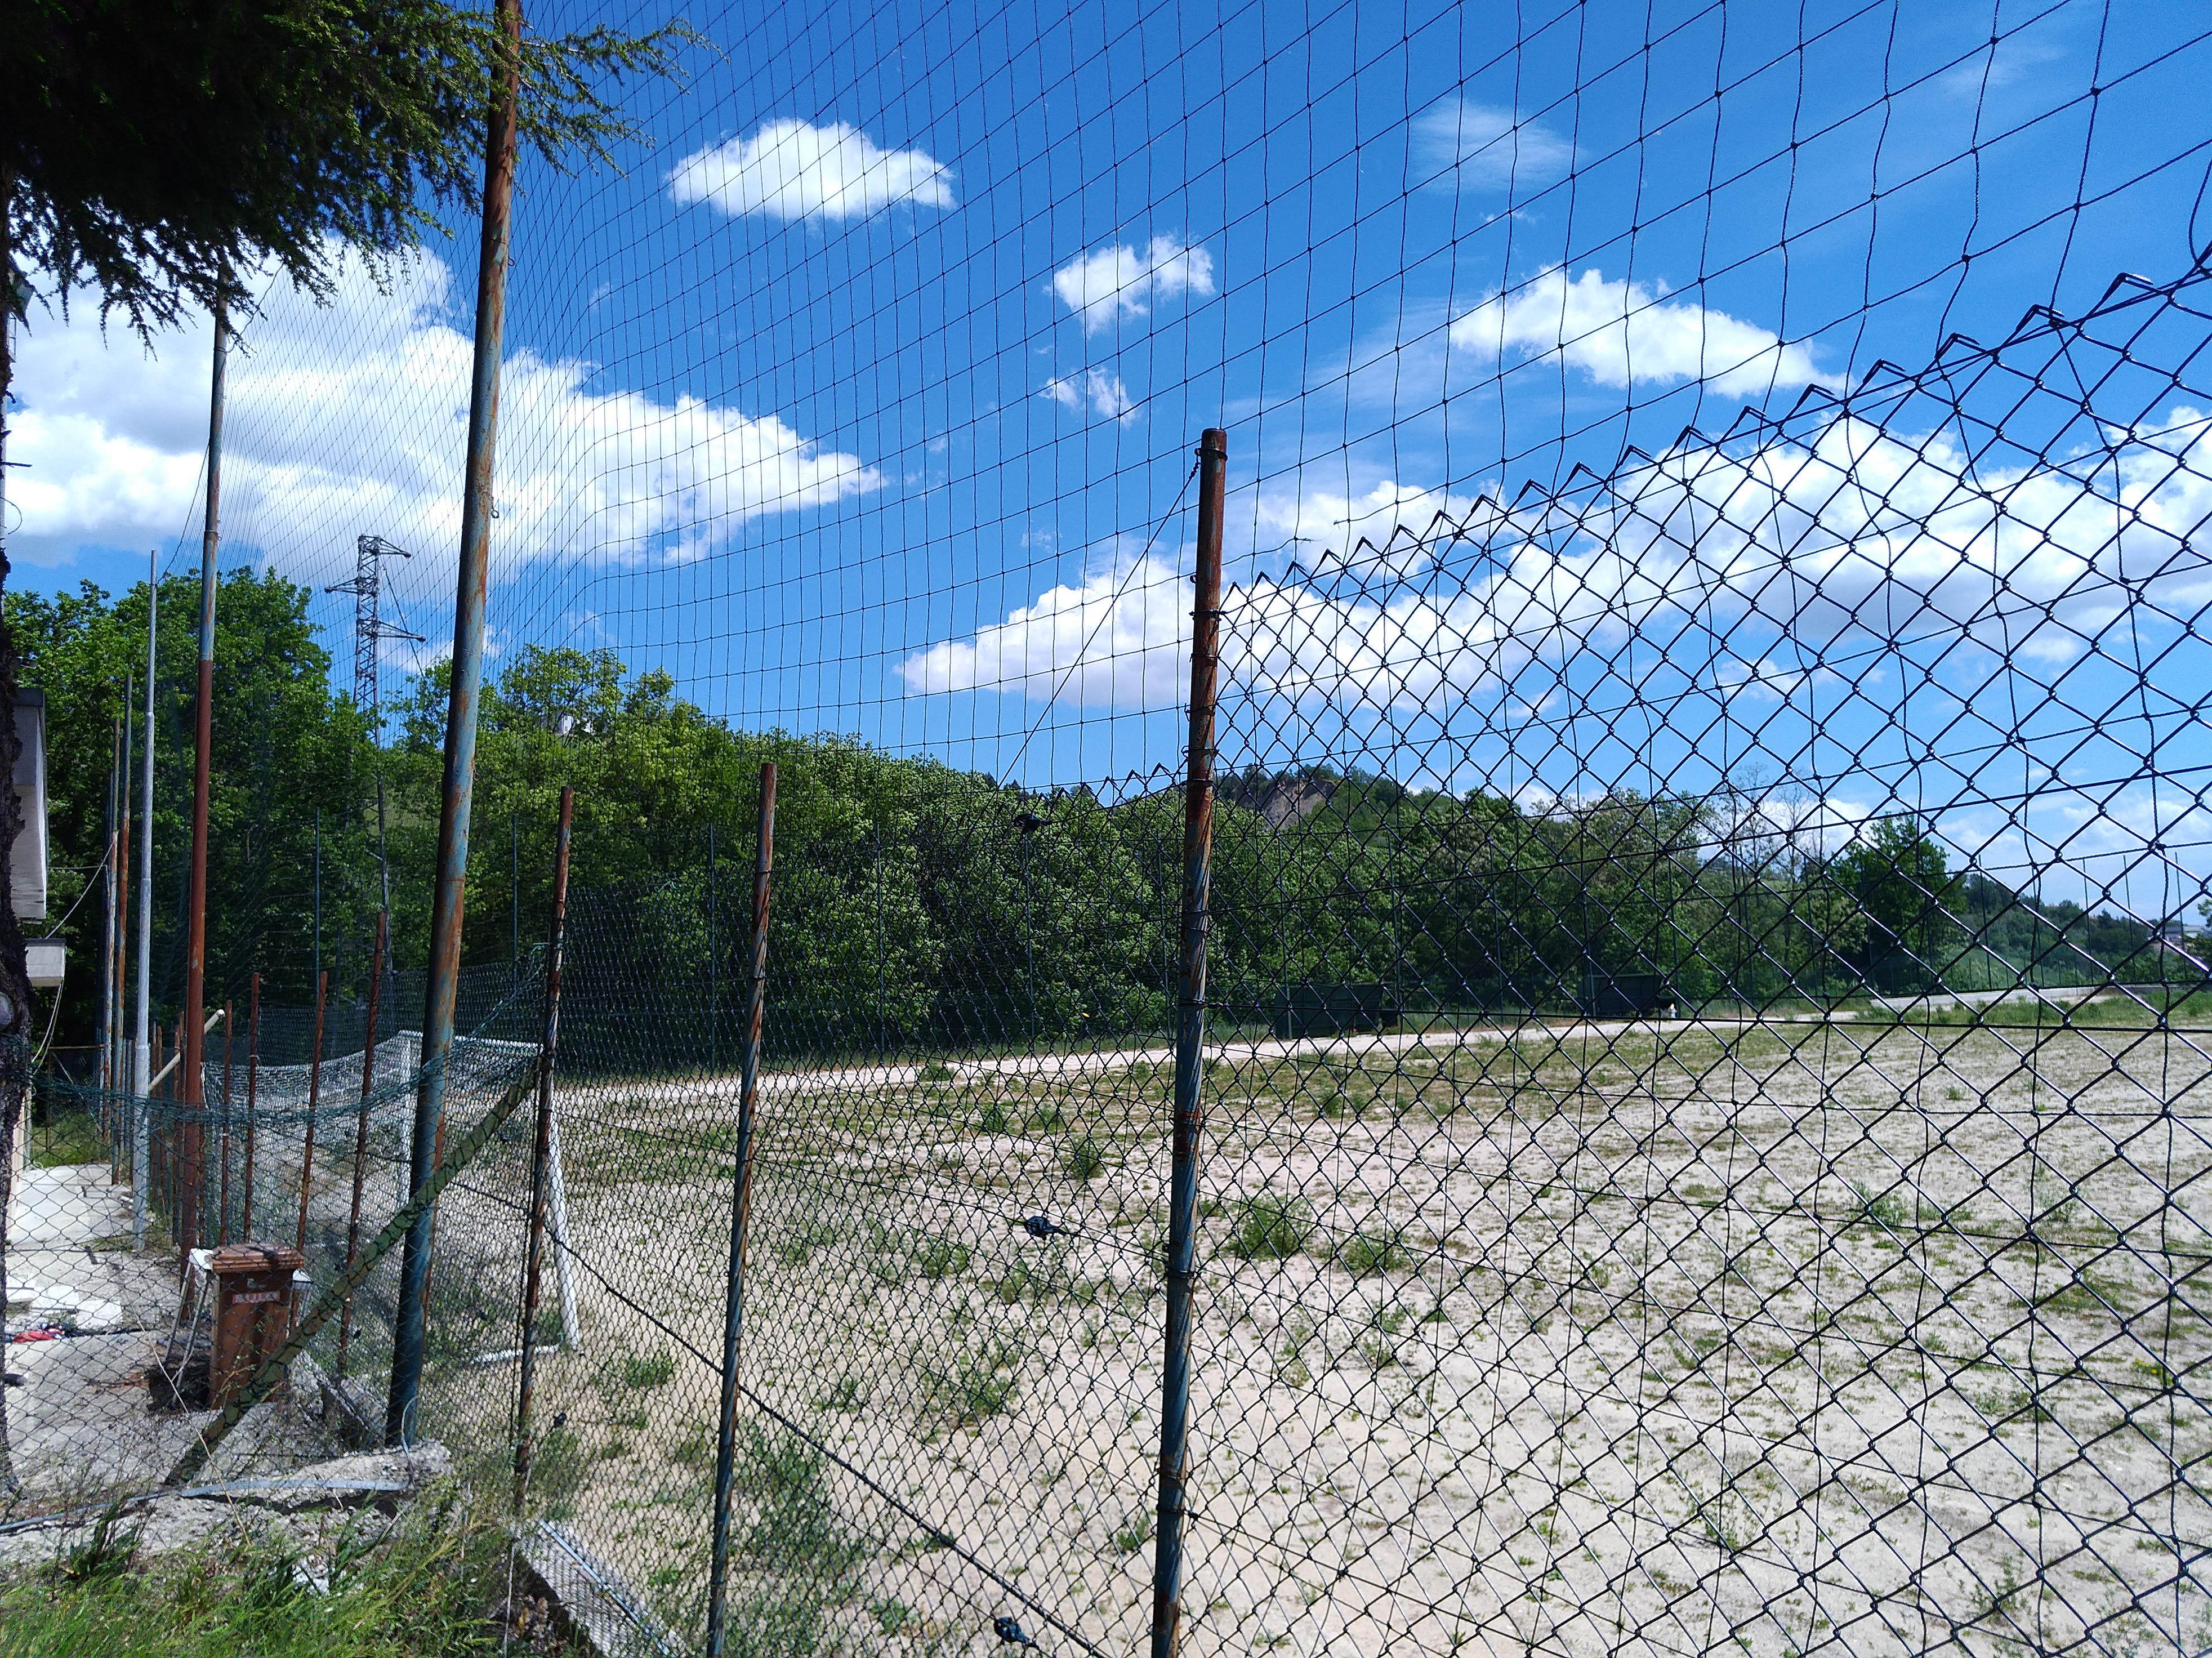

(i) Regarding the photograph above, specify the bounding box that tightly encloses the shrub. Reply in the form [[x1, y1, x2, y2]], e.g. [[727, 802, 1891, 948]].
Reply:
[[1228, 1195, 1313, 1260], [915, 1238, 971, 1280], [1337, 1227, 1410, 1277]]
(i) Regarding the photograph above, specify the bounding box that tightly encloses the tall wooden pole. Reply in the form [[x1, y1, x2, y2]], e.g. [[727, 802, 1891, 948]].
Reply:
[[388, 0, 524, 1447], [1150, 429, 1226, 1658], [178, 317, 226, 1258]]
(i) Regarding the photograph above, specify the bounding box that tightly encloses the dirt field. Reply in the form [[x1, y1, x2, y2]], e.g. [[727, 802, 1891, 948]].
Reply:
[[406, 1008, 2211, 1657]]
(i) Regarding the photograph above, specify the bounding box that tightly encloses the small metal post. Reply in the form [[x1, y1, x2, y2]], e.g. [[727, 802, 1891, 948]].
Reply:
[[241, 973, 260, 1237], [297, 970, 327, 1258], [217, 1001, 234, 1243], [514, 786, 575, 1511], [875, 822, 885, 1061], [706, 763, 778, 1658], [1151, 428, 1225, 1658], [389, 0, 525, 1448], [337, 913, 388, 1378], [708, 821, 718, 1072], [168, 1022, 182, 1237]]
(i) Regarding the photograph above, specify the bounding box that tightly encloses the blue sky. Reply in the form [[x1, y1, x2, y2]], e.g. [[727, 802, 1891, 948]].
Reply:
[[10, 0, 2211, 912]]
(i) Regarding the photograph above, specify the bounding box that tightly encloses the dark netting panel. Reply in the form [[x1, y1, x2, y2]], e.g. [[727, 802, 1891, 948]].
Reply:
[[8, 3, 2210, 1656]]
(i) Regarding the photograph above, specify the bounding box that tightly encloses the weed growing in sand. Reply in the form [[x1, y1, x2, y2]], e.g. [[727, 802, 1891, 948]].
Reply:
[[1228, 1195, 1314, 1260]]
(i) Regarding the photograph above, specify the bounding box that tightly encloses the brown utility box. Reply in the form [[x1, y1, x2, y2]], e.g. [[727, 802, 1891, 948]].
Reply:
[[208, 1244, 306, 1409]]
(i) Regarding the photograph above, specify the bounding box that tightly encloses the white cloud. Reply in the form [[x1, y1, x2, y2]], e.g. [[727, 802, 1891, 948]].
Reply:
[[1041, 368, 1140, 425], [1411, 100, 1573, 191], [1251, 479, 1484, 576], [895, 554, 1192, 706], [1052, 235, 1215, 334], [895, 405, 2212, 711], [8, 248, 880, 573], [668, 119, 954, 221], [1450, 266, 1838, 398]]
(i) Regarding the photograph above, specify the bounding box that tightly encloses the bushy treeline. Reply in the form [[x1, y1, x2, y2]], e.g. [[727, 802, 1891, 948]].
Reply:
[[11, 574, 2187, 1060]]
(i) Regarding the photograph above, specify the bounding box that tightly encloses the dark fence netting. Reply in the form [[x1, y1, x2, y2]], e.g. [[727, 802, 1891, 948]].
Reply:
[[5, 962, 542, 1521], [10, 3, 2212, 1656]]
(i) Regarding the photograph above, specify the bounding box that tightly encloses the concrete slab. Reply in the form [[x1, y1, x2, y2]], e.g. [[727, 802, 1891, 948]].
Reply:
[[9, 1164, 131, 1250]]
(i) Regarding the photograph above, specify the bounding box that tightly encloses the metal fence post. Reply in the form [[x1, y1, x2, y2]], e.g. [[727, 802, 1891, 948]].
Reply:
[[1152, 427, 1225, 1658], [387, 0, 524, 1448], [296, 969, 327, 1257], [337, 911, 389, 1379], [178, 310, 227, 1262], [706, 761, 778, 1658], [514, 786, 575, 1511], [240, 971, 259, 1237], [217, 1001, 233, 1243]]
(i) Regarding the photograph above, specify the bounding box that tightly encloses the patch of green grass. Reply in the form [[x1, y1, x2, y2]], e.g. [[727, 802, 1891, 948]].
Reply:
[[915, 1237, 971, 1280], [1026, 1101, 1067, 1134], [1696, 1489, 1757, 1555], [522, 1426, 588, 1519], [871, 1597, 913, 1635], [977, 1099, 1013, 1135], [2034, 1269, 2132, 1317], [1849, 1180, 1910, 1233], [1227, 1195, 1313, 1261], [717, 1591, 829, 1658], [996, 1260, 1045, 1304], [619, 1351, 676, 1390], [0, 1486, 549, 1658], [1337, 1227, 1411, 1277], [935, 1341, 1019, 1424], [25, 1107, 106, 1169], [772, 1214, 841, 1268], [1113, 1512, 1155, 1555], [737, 1424, 859, 1585], [1064, 1136, 1106, 1180], [919, 1061, 957, 1081]]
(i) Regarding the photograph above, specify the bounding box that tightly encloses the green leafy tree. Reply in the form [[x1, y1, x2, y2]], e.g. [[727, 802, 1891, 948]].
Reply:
[[1836, 817, 1959, 993], [6, 571, 377, 1041], [0, 3, 689, 1308]]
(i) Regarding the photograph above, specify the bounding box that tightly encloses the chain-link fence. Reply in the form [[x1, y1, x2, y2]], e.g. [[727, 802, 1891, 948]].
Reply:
[[420, 275, 2207, 1657], [3, 961, 542, 1519], [10, 2, 2212, 1653]]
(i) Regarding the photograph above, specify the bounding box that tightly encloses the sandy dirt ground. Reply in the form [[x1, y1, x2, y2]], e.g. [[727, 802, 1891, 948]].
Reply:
[[388, 1009, 2211, 1658], [11, 1013, 2204, 1656]]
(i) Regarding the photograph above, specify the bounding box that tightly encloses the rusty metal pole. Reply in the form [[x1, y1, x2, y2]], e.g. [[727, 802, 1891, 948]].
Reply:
[[240, 972, 260, 1238], [179, 315, 227, 1260], [512, 787, 575, 1512], [296, 970, 327, 1258], [336, 912, 389, 1379], [387, 0, 523, 1448], [1150, 429, 1225, 1658], [706, 764, 778, 1658]]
